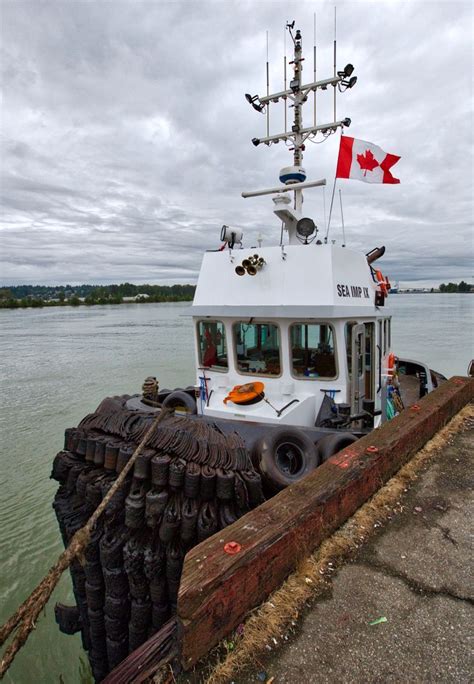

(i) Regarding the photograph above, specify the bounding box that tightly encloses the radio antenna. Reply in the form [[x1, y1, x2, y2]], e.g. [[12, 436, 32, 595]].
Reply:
[[323, 184, 327, 233], [339, 188, 346, 246], [333, 6, 337, 121], [266, 31, 270, 138], [313, 13, 317, 127], [284, 25, 287, 133]]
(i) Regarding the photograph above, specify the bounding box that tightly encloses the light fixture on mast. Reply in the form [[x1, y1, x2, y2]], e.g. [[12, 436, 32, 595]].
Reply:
[[245, 93, 265, 113], [337, 63, 354, 78]]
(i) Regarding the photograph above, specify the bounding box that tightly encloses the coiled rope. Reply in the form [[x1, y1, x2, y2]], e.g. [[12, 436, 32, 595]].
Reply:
[[0, 408, 171, 679]]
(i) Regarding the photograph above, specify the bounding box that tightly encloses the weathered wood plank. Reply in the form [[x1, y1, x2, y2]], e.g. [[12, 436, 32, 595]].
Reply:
[[178, 377, 474, 668], [103, 618, 178, 684]]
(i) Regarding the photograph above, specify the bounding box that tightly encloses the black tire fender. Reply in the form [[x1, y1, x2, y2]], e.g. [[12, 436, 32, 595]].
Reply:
[[252, 427, 320, 491], [162, 390, 197, 414], [316, 432, 358, 463]]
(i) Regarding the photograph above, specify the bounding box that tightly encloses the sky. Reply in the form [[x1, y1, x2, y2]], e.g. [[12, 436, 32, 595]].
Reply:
[[1, 0, 472, 288]]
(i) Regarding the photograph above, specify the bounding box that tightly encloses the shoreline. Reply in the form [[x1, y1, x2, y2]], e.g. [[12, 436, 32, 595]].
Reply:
[[0, 297, 194, 311]]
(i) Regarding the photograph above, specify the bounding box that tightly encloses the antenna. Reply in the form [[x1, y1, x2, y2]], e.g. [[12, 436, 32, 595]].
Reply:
[[313, 13, 317, 127], [266, 31, 270, 138], [284, 25, 287, 133], [339, 188, 346, 246], [325, 179, 336, 242], [333, 6, 337, 121], [323, 184, 327, 233]]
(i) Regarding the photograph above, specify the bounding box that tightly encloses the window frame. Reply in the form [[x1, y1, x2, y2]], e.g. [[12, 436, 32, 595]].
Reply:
[[289, 320, 339, 381], [383, 318, 391, 354], [232, 320, 283, 378], [364, 321, 375, 400], [196, 319, 229, 372]]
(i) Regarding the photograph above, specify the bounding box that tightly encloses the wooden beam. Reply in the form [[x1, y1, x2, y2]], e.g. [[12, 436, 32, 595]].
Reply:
[[103, 618, 178, 684], [178, 377, 474, 668]]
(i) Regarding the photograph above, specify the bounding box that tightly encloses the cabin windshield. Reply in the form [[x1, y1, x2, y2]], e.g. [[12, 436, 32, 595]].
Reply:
[[233, 322, 281, 376], [290, 322, 337, 378], [197, 320, 228, 370]]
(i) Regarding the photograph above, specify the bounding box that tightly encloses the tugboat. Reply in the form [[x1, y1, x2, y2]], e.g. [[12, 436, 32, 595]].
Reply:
[[135, 22, 445, 486], [50, 22, 446, 681]]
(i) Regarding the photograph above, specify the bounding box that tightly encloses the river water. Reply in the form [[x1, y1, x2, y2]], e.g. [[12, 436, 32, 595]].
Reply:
[[0, 295, 472, 683]]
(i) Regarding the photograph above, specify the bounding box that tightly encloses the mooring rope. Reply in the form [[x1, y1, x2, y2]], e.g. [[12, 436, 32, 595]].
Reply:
[[0, 408, 172, 679]]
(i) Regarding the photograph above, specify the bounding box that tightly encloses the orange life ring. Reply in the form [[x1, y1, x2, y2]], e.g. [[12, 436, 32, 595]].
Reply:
[[223, 381, 265, 405], [374, 269, 390, 296]]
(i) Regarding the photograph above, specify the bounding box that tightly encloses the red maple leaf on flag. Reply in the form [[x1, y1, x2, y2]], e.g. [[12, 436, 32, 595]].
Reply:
[[357, 149, 379, 176]]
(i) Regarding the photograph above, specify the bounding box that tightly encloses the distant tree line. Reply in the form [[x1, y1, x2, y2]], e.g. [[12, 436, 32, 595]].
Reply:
[[438, 281, 472, 293], [0, 283, 196, 309]]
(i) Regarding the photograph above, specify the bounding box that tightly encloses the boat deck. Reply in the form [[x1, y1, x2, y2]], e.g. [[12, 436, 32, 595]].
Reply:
[[399, 373, 422, 408]]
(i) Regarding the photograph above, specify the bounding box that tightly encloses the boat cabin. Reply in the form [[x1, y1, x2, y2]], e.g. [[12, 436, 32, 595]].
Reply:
[[192, 242, 392, 427]]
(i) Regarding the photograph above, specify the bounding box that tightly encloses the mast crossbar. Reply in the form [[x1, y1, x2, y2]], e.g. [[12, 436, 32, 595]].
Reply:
[[258, 76, 341, 104], [255, 119, 346, 146], [242, 178, 326, 199]]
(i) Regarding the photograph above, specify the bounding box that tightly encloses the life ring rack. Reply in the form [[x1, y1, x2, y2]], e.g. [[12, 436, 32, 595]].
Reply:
[[223, 382, 265, 406]]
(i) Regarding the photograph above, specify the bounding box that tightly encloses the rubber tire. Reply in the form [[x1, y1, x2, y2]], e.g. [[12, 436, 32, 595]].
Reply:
[[54, 603, 81, 636], [151, 454, 170, 487], [253, 427, 320, 492], [103, 567, 129, 598], [316, 432, 358, 462], [199, 465, 216, 500], [162, 390, 197, 414], [106, 635, 129, 670], [241, 470, 265, 507], [197, 501, 218, 543], [168, 458, 186, 490], [216, 469, 235, 500], [184, 462, 201, 498], [181, 498, 198, 545], [85, 581, 105, 611]]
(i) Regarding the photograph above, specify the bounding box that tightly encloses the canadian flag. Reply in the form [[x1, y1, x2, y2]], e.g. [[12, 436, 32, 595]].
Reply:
[[336, 136, 400, 184]]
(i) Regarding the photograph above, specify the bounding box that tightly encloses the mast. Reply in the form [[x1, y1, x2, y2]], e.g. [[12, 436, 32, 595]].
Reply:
[[292, 29, 304, 214], [243, 22, 357, 245]]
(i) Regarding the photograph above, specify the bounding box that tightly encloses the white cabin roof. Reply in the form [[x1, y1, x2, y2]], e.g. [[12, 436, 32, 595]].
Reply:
[[192, 244, 384, 319]]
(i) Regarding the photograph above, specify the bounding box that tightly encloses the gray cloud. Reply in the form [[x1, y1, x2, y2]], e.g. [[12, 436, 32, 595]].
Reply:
[[0, 0, 472, 287]]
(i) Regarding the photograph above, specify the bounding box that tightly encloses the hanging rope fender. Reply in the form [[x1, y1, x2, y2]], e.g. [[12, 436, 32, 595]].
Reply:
[[0, 408, 172, 680]]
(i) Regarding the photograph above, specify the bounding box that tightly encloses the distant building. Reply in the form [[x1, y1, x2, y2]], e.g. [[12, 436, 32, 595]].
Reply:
[[123, 294, 150, 302]]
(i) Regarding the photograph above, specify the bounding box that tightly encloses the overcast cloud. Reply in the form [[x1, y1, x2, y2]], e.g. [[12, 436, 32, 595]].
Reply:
[[0, 0, 472, 287]]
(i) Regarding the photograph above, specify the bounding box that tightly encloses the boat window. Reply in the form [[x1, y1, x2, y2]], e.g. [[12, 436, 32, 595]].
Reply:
[[197, 320, 228, 370], [291, 323, 336, 378], [233, 322, 281, 376]]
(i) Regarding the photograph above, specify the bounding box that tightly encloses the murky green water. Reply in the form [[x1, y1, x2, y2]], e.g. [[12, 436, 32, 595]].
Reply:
[[0, 296, 472, 683]]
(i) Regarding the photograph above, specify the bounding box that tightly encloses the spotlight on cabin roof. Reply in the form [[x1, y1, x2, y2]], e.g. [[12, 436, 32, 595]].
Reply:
[[296, 217, 316, 239]]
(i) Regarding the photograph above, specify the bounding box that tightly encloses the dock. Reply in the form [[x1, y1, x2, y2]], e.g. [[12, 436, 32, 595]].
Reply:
[[207, 405, 473, 683]]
